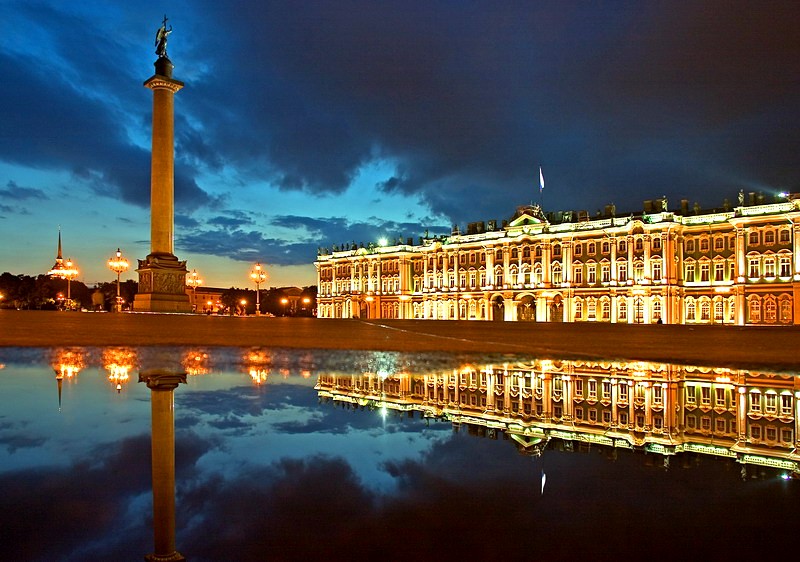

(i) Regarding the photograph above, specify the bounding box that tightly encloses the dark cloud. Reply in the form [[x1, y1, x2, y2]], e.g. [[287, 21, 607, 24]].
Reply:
[[0, 181, 48, 201], [176, 215, 449, 266], [177, 0, 799, 221]]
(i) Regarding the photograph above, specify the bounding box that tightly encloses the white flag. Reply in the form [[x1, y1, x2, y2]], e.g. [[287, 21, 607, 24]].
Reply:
[[539, 167, 545, 193]]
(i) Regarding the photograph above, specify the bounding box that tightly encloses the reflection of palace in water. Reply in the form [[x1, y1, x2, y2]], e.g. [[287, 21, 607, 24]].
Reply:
[[316, 360, 800, 474]]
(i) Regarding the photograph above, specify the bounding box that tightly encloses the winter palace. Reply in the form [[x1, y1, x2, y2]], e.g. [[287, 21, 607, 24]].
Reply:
[[315, 194, 800, 325]]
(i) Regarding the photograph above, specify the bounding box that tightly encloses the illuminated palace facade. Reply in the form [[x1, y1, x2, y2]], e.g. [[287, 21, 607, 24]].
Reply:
[[316, 359, 800, 474], [315, 196, 800, 324]]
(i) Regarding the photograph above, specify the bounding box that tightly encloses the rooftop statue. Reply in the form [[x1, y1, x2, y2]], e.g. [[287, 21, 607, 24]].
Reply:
[[155, 15, 173, 58]]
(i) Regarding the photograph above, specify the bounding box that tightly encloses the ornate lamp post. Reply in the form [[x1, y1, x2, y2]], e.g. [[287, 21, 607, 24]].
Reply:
[[249, 263, 267, 315], [49, 258, 79, 309], [185, 269, 202, 312], [107, 248, 129, 312]]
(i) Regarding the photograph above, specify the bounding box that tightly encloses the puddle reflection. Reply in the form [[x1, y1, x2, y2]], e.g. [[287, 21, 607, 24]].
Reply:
[[1, 347, 798, 560]]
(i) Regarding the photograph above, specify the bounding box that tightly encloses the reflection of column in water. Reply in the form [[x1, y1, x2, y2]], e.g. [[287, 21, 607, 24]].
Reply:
[[139, 370, 187, 562]]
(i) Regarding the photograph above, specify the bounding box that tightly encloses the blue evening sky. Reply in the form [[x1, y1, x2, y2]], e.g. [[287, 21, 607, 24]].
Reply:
[[0, 1, 797, 288]]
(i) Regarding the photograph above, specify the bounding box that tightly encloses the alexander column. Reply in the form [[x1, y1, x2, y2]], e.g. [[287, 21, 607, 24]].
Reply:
[[134, 16, 191, 313]]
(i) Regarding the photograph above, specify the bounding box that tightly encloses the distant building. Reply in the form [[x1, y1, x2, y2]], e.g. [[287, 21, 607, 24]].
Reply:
[[315, 194, 800, 325]]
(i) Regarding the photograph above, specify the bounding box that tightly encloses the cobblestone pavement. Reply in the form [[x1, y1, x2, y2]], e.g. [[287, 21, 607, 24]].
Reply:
[[1, 309, 799, 371]]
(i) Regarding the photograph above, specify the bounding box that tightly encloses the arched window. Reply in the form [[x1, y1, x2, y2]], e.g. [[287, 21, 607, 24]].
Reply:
[[714, 300, 723, 323], [686, 300, 696, 322], [601, 300, 611, 321], [748, 297, 761, 323], [653, 299, 662, 322], [764, 297, 777, 323], [780, 297, 792, 323], [618, 299, 628, 321], [574, 299, 584, 320], [552, 263, 563, 284], [700, 300, 711, 321]]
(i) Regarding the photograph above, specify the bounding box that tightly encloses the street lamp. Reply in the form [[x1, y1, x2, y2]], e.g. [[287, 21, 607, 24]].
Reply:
[[49, 258, 79, 309], [186, 269, 203, 312], [107, 248, 129, 312], [249, 263, 267, 315], [240, 299, 247, 316], [280, 297, 289, 316]]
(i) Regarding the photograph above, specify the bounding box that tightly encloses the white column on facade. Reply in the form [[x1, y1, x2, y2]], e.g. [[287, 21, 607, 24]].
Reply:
[[543, 242, 552, 285], [736, 229, 746, 279], [423, 256, 429, 290], [644, 235, 652, 281], [503, 247, 511, 287], [610, 238, 617, 283], [486, 249, 495, 287], [627, 236, 634, 282]]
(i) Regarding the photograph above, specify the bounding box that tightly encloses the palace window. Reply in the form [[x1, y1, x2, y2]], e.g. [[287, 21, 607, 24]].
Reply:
[[714, 237, 725, 251], [588, 242, 596, 254], [780, 298, 792, 323], [764, 257, 775, 278], [766, 427, 777, 442], [714, 262, 725, 281], [781, 428, 793, 443], [686, 385, 696, 405], [764, 230, 775, 245], [715, 418, 726, 433], [618, 299, 627, 321], [588, 409, 598, 422], [601, 264, 610, 283], [617, 263, 627, 283], [714, 300, 723, 323], [701, 416, 711, 431], [764, 298, 777, 323], [686, 301, 696, 321], [715, 387, 726, 408], [765, 393, 777, 414], [573, 244, 582, 256], [553, 244, 562, 257], [574, 266, 583, 285], [574, 379, 584, 397], [587, 299, 597, 320], [686, 239, 695, 252], [749, 392, 761, 413], [700, 300, 711, 321], [685, 263, 695, 282], [574, 300, 583, 320], [587, 265, 597, 285], [748, 258, 760, 278], [652, 261, 662, 280], [588, 380, 597, 399], [635, 239, 643, 251], [601, 300, 611, 321], [619, 240, 627, 253], [653, 299, 662, 321], [686, 415, 697, 429], [701, 386, 711, 406], [602, 241, 610, 254], [619, 412, 629, 425], [779, 229, 791, 244], [780, 256, 791, 277], [700, 239, 709, 252], [552, 264, 563, 284], [653, 236, 662, 250], [575, 407, 584, 420], [748, 298, 761, 323], [634, 262, 644, 282], [750, 426, 762, 440], [602, 411, 612, 424], [653, 384, 663, 405], [749, 231, 759, 246], [619, 384, 629, 402]]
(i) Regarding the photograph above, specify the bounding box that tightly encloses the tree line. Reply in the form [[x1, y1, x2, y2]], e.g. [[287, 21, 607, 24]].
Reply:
[[0, 272, 316, 316]]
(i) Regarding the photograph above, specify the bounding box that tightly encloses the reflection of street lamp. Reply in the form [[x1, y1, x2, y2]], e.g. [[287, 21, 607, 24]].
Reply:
[[250, 263, 267, 315], [107, 248, 129, 312], [186, 269, 202, 312]]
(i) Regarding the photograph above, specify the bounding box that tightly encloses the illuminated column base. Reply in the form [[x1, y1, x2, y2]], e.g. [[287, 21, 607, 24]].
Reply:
[[140, 370, 187, 562], [134, 254, 191, 313]]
